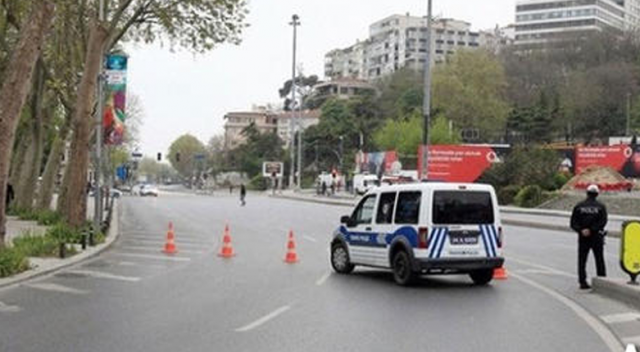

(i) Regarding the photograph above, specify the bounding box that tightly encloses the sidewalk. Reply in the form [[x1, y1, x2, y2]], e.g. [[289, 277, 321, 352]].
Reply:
[[0, 201, 120, 290]]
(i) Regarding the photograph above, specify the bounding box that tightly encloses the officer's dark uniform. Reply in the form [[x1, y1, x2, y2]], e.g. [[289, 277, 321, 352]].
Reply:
[[570, 191, 608, 288]]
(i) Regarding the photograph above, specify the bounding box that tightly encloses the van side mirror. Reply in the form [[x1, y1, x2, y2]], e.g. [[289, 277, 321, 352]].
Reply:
[[341, 215, 355, 227]]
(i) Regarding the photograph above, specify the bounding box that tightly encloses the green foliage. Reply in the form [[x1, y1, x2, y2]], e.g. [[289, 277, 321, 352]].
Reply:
[[514, 185, 545, 208], [554, 172, 571, 190], [433, 50, 510, 142], [0, 247, 29, 278], [479, 147, 561, 191], [498, 185, 521, 205], [36, 210, 62, 226], [376, 68, 423, 119], [374, 113, 461, 155], [168, 134, 207, 178], [12, 233, 59, 257], [247, 175, 267, 191], [430, 115, 462, 145], [227, 124, 284, 178], [47, 223, 84, 244]]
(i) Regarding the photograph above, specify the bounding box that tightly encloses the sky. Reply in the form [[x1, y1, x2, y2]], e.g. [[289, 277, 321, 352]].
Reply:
[[126, 0, 516, 158]]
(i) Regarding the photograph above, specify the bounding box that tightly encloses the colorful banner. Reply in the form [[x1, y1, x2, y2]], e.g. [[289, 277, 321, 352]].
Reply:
[[575, 145, 633, 175], [355, 151, 399, 177], [417, 145, 499, 182], [103, 54, 128, 145]]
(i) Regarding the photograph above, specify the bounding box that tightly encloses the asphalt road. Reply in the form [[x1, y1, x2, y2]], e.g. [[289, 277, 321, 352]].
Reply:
[[1, 193, 639, 352]]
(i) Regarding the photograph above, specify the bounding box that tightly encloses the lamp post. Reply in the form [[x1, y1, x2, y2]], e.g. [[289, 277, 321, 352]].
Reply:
[[94, 0, 105, 232], [421, 0, 433, 180], [289, 14, 300, 190]]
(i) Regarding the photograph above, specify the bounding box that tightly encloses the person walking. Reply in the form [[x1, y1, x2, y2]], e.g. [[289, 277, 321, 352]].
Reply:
[[570, 184, 608, 289], [240, 184, 246, 206], [5, 182, 14, 209]]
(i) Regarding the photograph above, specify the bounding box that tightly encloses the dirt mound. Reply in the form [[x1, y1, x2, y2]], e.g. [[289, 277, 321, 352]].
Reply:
[[563, 166, 633, 192]]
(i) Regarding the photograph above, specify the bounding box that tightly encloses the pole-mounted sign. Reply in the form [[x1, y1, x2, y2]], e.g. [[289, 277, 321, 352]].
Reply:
[[621, 221, 640, 285], [103, 54, 128, 145]]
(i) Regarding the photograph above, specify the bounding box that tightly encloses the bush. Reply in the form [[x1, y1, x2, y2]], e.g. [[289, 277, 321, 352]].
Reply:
[[13, 233, 59, 257], [47, 223, 84, 244], [0, 247, 29, 278], [36, 210, 62, 226], [553, 172, 571, 190], [498, 185, 521, 205], [514, 185, 545, 208], [247, 175, 266, 191]]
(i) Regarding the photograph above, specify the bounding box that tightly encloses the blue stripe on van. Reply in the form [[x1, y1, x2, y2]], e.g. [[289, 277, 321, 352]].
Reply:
[[435, 228, 448, 259]]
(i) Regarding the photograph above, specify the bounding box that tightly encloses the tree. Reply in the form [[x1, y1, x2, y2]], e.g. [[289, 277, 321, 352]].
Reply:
[[0, 1, 56, 247], [432, 50, 510, 143], [279, 74, 319, 110], [168, 134, 206, 179], [374, 113, 460, 155], [376, 67, 423, 120], [227, 124, 284, 178]]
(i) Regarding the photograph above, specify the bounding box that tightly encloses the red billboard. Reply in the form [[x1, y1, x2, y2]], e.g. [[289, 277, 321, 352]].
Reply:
[[417, 145, 499, 182], [575, 145, 633, 175]]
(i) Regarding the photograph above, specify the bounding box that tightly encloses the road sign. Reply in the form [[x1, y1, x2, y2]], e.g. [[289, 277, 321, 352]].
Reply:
[[131, 152, 143, 158], [621, 221, 640, 285], [263, 162, 284, 178]]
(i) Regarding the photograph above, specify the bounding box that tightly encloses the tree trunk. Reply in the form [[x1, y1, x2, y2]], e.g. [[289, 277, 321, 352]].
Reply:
[[37, 115, 72, 211], [0, 1, 56, 247], [60, 22, 109, 228], [17, 60, 48, 210]]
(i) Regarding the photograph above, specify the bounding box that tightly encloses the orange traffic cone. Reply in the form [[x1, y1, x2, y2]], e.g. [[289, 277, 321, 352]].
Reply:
[[218, 224, 235, 258], [494, 266, 508, 280], [284, 230, 299, 264], [163, 222, 177, 254]]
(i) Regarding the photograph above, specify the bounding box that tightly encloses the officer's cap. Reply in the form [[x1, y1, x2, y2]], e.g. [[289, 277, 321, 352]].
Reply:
[[587, 184, 599, 194]]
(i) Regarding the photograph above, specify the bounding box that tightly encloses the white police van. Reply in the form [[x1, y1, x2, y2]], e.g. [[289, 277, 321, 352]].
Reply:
[[330, 182, 504, 286]]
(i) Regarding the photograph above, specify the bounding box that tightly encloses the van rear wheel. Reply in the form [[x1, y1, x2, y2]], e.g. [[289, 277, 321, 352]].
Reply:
[[469, 269, 494, 285], [392, 250, 415, 286]]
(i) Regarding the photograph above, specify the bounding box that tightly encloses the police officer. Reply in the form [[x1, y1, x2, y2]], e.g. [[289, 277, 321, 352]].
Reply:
[[570, 184, 608, 289]]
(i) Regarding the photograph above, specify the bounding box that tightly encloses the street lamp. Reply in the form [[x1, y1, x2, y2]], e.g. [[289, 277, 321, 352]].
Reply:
[[94, 0, 106, 232], [289, 14, 300, 190], [421, 0, 433, 180]]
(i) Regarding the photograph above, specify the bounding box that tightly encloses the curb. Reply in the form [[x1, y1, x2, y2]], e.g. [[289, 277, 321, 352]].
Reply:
[[592, 277, 640, 310], [0, 201, 121, 290], [501, 218, 622, 238]]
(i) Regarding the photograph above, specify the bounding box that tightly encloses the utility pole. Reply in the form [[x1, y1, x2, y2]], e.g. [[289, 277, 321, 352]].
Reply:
[[627, 92, 632, 137], [289, 14, 300, 190], [421, 0, 433, 181], [94, 0, 105, 233]]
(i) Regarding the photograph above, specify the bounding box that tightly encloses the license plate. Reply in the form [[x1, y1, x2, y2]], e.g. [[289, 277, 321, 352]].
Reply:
[[449, 232, 479, 245]]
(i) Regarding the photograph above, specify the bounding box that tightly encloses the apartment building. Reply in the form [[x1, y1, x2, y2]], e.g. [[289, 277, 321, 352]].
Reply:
[[325, 14, 508, 81], [514, 0, 639, 46]]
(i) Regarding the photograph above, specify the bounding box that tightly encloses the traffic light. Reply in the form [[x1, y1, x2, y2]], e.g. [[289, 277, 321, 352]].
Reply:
[[157, 153, 162, 161]]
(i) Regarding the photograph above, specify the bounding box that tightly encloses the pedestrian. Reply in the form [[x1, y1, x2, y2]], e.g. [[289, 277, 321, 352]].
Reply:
[[240, 184, 246, 206], [570, 184, 608, 290], [321, 181, 327, 196], [229, 184, 234, 194], [5, 182, 14, 209]]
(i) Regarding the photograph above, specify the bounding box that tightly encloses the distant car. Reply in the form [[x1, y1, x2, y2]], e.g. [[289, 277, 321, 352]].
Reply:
[[110, 189, 123, 198], [140, 185, 159, 197]]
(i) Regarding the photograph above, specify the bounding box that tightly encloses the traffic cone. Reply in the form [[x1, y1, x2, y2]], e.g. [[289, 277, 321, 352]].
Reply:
[[218, 224, 235, 258], [163, 222, 177, 254], [494, 266, 508, 280], [284, 230, 299, 264]]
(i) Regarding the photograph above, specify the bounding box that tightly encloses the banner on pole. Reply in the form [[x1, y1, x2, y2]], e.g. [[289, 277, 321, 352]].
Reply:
[[103, 54, 128, 145]]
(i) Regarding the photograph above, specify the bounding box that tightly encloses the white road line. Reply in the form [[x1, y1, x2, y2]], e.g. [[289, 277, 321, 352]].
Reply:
[[235, 306, 291, 332], [624, 336, 640, 347], [23, 283, 89, 295], [121, 239, 211, 248], [512, 269, 567, 276], [315, 272, 331, 286], [66, 270, 141, 282], [120, 245, 205, 254], [601, 313, 640, 324], [110, 252, 192, 262], [125, 235, 211, 245], [511, 272, 623, 352], [118, 261, 136, 266], [0, 301, 21, 313], [304, 235, 318, 243], [509, 257, 575, 278]]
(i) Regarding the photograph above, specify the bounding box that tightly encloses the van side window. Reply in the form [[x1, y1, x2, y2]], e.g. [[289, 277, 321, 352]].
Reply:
[[352, 195, 377, 225], [376, 192, 397, 224], [395, 192, 421, 224]]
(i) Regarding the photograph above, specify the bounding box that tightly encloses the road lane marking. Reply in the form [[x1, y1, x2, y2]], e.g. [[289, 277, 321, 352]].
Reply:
[[315, 272, 331, 286], [601, 313, 640, 324], [120, 245, 205, 254], [303, 235, 317, 243], [0, 301, 21, 313], [125, 235, 211, 245], [624, 336, 640, 347], [509, 257, 575, 278], [23, 283, 89, 295], [110, 252, 192, 262], [511, 272, 623, 352], [235, 306, 291, 332], [121, 239, 211, 248], [66, 270, 141, 282]]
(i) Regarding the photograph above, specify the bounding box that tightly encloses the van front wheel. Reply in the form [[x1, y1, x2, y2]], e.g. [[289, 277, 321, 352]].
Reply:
[[331, 243, 355, 274], [469, 269, 494, 285], [392, 250, 415, 286]]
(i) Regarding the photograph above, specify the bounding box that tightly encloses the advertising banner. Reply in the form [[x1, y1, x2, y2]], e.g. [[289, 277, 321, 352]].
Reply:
[[574, 145, 635, 176], [262, 162, 284, 178], [103, 54, 128, 145], [355, 151, 399, 177], [417, 145, 499, 182]]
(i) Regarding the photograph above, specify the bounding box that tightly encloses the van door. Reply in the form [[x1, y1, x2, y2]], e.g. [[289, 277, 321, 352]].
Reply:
[[345, 194, 378, 265], [372, 192, 398, 267]]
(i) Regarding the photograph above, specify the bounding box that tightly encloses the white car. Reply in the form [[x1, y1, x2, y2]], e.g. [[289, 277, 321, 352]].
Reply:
[[330, 182, 504, 286], [140, 185, 159, 197], [353, 174, 379, 195]]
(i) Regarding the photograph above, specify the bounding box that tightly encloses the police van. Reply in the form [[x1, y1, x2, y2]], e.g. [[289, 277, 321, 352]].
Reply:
[[330, 182, 504, 286]]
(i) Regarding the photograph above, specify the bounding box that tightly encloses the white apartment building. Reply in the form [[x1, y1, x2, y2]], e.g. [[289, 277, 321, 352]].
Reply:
[[515, 0, 639, 45], [325, 14, 508, 81]]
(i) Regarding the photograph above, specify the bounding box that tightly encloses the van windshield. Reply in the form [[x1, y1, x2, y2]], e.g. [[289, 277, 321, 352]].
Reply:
[[432, 191, 494, 224]]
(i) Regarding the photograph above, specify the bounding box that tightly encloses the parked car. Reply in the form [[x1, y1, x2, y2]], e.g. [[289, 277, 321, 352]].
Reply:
[[140, 185, 159, 197]]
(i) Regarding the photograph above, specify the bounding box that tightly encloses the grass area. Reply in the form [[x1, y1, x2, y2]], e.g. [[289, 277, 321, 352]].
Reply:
[[8, 207, 62, 226], [12, 232, 59, 257], [0, 247, 29, 278]]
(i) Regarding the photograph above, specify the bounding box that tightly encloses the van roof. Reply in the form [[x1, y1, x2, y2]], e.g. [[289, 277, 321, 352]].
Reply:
[[372, 182, 495, 193]]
